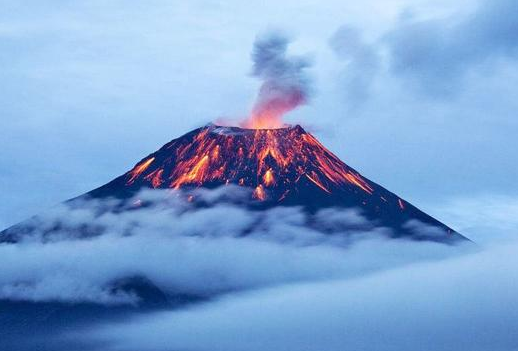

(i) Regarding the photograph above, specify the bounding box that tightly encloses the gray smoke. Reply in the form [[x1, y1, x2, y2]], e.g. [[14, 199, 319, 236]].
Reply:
[[245, 32, 312, 127]]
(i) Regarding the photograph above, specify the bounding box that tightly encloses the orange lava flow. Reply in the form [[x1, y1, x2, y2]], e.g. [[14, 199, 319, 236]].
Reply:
[[263, 169, 275, 187], [344, 173, 374, 195], [171, 155, 210, 189], [145, 169, 164, 188], [127, 157, 155, 185], [253, 184, 266, 201], [124, 125, 380, 202], [305, 173, 331, 193]]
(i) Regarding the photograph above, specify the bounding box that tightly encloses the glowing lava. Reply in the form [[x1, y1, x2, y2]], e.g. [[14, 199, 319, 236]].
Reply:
[[263, 169, 275, 187], [253, 184, 266, 201], [127, 157, 155, 185], [241, 90, 305, 129], [241, 110, 287, 129], [122, 124, 388, 205]]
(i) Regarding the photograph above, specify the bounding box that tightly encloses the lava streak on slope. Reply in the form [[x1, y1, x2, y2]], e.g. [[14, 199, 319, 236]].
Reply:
[[127, 157, 155, 185]]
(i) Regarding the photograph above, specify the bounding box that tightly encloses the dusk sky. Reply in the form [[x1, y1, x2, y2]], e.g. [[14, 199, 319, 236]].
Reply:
[[2, 1, 518, 350], [1, 0, 518, 238]]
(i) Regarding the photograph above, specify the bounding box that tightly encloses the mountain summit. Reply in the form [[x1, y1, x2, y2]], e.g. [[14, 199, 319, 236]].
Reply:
[[91, 124, 376, 200]]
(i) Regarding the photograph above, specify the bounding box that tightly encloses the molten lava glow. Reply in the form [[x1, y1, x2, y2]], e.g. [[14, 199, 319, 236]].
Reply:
[[398, 199, 405, 210], [253, 184, 266, 201], [171, 155, 209, 189], [241, 96, 298, 129], [242, 111, 285, 129], [305, 173, 331, 193], [344, 173, 374, 195], [145, 169, 164, 188], [263, 169, 275, 187], [127, 157, 155, 185], [124, 125, 385, 202]]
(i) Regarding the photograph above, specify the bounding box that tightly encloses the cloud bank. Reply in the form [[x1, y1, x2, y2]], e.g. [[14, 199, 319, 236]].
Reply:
[[86, 237, 518, 351], [0, 189, 466, 305]]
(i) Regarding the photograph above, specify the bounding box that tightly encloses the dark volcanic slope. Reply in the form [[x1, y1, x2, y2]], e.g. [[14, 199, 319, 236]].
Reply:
[[80, 124, 463, 242]]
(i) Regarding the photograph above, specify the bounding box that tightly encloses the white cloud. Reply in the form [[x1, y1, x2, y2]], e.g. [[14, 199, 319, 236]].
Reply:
[[0, 190, 468, 304], [85, 237, 518, 351]]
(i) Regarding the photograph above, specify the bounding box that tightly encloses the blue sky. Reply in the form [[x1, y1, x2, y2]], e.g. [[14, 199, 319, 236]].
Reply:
[[1, 0, 518, 241]]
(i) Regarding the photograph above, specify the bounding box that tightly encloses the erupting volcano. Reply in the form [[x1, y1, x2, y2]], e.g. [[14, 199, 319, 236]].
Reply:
[[69, 123, 463, 243], [0, 33, 465, 244]]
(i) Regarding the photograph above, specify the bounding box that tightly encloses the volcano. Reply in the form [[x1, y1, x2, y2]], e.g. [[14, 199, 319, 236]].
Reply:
[[1, 123, 465, 243]]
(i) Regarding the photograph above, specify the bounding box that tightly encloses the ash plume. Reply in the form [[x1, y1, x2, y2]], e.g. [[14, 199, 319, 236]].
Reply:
[[243, 32, 312, 128]]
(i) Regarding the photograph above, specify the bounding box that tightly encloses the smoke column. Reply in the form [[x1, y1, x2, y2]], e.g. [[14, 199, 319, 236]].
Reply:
[[243, 32, 312, 129]]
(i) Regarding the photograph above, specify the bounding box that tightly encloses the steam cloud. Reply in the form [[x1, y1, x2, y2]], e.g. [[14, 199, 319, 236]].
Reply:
[[244, 32, 312, 128]]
